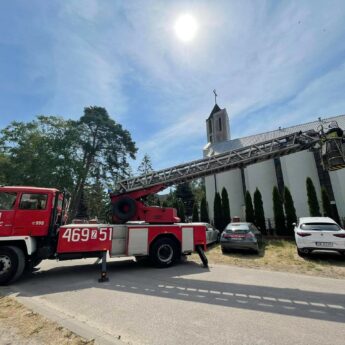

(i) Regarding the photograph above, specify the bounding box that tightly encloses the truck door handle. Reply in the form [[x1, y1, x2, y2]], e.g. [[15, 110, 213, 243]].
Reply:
[[4, 224, 12, 227]]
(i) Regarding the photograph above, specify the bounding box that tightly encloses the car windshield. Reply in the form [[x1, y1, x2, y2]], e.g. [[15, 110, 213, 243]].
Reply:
[[300, 223, 341, 231], [225, 229, 250, 234]]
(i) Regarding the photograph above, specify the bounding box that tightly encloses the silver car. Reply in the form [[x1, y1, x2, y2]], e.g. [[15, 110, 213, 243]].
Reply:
[[220, 222, 263, 254]]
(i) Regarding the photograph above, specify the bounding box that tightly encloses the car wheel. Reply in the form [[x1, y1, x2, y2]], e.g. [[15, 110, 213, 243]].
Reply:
[[221, 247, 228, 254], [297, 248, 310, 258]]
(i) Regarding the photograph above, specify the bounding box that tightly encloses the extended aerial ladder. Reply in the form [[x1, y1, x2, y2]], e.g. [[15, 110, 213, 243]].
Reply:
[[111, 127, 345, 224]]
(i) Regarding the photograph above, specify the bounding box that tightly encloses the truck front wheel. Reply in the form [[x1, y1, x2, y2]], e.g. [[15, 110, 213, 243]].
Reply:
[[0, 246, 25, 285], [149, 237, 180, 268]]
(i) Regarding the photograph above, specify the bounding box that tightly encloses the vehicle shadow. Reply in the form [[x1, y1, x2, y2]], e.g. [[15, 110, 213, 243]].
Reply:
[[302, 250, 345, 265], [7, 259, 345, 324], [219, 241, 267, 258]]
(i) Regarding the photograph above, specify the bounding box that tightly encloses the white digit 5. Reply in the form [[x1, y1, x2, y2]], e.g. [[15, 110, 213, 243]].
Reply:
[[99, 228, 108, 241]]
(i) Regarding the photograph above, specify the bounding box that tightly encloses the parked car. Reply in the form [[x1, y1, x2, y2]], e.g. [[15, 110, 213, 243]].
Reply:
[[192, 223, 220, 245], [220, 222, 263, 254], [206, 223, 220, 245], [294, 217, 345, 257]]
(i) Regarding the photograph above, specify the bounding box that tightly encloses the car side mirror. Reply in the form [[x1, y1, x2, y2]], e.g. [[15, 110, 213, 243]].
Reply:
[[292, 223, 296, 227]]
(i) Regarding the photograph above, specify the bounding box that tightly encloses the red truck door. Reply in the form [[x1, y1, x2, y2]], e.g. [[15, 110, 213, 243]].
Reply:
[[0, 191, 18, 236], [13, 192, 51, 236]]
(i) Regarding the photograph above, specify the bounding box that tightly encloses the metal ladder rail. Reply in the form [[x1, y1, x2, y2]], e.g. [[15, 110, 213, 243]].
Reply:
[[115, 131, 319, 194]]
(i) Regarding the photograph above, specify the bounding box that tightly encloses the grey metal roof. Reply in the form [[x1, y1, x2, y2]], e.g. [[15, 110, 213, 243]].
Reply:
[[204, 114, 345, 156]]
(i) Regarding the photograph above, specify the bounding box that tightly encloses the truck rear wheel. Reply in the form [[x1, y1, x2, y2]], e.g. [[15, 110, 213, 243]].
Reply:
[[0, 246, 25, 285], [149, 237, 179, 268]]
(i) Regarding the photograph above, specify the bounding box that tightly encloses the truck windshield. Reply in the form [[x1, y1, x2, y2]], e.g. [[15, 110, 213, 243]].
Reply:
[[0, 192, 17, 210]]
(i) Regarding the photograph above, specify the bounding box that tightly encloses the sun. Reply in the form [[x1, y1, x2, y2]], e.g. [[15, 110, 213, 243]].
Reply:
[[174, 14, 198, 42]]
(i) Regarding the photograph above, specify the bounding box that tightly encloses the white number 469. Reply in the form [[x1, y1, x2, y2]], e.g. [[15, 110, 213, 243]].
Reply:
[[62, 227, 111, 242]]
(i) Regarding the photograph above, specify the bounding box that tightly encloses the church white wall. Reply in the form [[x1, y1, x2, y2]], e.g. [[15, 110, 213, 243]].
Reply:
[[205, 169, 244, 224], [329, 168, 345, 219], [280, 151, 321, 217], [244, 160, 277, 220]]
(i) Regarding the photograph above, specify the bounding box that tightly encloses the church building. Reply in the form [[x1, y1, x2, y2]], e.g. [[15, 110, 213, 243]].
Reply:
[[203, 104, 345, 227]]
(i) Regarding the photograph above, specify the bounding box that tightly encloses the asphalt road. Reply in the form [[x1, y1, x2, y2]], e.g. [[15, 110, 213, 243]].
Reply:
[[2, 258, 345, 345]]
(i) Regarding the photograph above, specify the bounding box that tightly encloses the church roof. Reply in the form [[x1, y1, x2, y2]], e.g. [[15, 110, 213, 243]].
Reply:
[[204, 114, 345, 156], [208, 104, 222, 119]]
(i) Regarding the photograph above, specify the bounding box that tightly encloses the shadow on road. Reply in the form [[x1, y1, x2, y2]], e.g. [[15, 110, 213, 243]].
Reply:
[[7, 259, 345, 324]]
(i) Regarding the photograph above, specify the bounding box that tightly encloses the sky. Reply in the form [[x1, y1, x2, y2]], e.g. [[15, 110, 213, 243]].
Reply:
[[1, 0, 345, 172]]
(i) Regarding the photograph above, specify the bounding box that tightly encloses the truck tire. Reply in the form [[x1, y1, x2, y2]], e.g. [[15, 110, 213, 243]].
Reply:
[[0, 246, 25, 285], [149, 237, 179, 268], [112, 197, 137, 222]]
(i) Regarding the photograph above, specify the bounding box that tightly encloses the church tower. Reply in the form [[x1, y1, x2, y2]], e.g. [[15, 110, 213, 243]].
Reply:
[[206, 103, 230, 144]]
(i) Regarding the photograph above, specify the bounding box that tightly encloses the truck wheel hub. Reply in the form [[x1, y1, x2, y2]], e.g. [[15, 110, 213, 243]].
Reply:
[[0, 256, 11, 275], [157, 244, 173, 262]]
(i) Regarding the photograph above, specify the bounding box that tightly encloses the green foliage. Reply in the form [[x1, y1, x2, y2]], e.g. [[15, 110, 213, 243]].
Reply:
[[175, 182, 195, 217], [75, 190, 89, 219], [253, 188, 266, 234], [0, 107, 137, 220], [190, 178, 206, 203], [283, 187, 297, 236], [273, 186, 286, 235], [306, 177, 321, 217], [321, 187, 332, 218], [200, 196, 209, 223], [245, 191, 255, 223], [137, 153, 153, 175], [213, 192, 223, 230], [221, 187, 231, 230], [192, 202, 199, 222], [178, 199, 186, 222], [137, 154, 158, 206]]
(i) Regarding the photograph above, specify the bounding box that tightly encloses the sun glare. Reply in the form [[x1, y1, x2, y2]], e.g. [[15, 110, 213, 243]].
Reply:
[[174, 14, 198, 42]]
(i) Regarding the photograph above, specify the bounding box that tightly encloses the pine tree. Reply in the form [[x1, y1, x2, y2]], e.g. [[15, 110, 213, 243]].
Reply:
[[273, 186, 286, 235], [213, 192, 223, 230], [200, 196, 210, 223], [221, 187, 231, 230], [321, 187, 332, 218], [245, 191, 255, 223], [253, 188, 266, 234], [192, 202, 199, 222], [283, 186, 297, 236], [306, 177, 321, 216]]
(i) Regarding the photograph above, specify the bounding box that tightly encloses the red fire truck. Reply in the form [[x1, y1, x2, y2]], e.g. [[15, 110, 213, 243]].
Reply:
[[0, 127, 344, 285]]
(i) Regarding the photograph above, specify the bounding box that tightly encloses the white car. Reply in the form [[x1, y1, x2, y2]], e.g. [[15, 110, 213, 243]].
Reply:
[[294, 217, 345, 256]]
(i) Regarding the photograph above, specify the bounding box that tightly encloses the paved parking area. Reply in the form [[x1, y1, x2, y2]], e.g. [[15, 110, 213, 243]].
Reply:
[[2, 258, 345, 345]]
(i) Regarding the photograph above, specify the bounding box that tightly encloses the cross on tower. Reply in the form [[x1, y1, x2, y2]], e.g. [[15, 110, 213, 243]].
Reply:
[[213, 89, 218, 105]]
